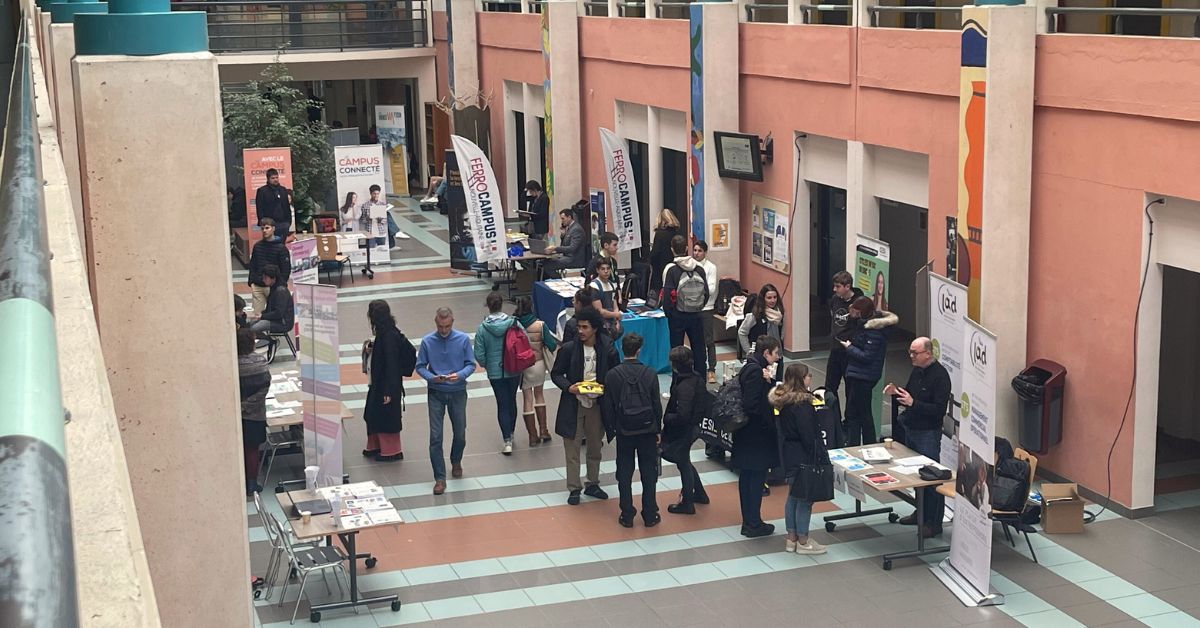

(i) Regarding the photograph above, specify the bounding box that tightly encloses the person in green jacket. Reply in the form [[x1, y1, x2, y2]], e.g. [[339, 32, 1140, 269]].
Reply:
[[475, 291, 527, 455]]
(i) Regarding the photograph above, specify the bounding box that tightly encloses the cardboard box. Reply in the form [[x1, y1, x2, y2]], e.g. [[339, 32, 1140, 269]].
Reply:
[[1041, 483, 1085, 533]]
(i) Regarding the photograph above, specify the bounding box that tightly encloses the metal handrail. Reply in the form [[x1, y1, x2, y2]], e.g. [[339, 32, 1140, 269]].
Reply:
[[655, 0, 690, 18], [0, 17, 79, 628], [1045, 6, 1200, 36], [866, 4, 961, 27], [171, 0, 430, 52], [796, 3, 850, 23]]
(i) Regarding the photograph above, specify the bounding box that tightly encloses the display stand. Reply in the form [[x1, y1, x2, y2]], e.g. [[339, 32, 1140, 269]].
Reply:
[[359, 235, 375, 279], [931, 559, 1006, 607]]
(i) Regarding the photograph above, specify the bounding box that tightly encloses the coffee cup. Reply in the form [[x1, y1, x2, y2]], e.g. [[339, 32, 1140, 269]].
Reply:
[[883, 438, 894, 449], [300, 510, 312, 524]]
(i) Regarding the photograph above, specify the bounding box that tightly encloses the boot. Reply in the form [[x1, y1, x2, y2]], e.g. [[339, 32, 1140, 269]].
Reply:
[[535, 405, 551, 443], [523, 412, 539, 447]]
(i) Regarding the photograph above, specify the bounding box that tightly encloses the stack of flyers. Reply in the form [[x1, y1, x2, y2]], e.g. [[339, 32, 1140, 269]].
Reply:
[[340, 513, 373, 530], [338, 507, 365, 518], [863, 471, 899, 486], [829, 450, 870, 472], [344, 496, 391, 511], [368, 509, 404, 525]]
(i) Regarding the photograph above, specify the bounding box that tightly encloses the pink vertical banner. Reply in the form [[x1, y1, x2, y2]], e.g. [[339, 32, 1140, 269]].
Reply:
[[297, 283, 342, 487]]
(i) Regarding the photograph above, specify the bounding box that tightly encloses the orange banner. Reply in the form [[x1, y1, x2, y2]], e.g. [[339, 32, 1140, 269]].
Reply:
[[243, 147, 293, 249]]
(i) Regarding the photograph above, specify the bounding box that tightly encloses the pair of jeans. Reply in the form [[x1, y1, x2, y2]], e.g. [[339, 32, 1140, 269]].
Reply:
[[785, 495, 814, 536], [843, 377, 878, 446], [677, 459, 707, 505], [738, 468, 768, 528], [700, 310, 718, 373], [386, 213, 399, 248], [904, 426, 946, 527], [489, 377, 520, 441], [616, 433, 659, 519], [668, 311, 706, 374], [825, 349, 848, 396], [428, 389, 468, 481]]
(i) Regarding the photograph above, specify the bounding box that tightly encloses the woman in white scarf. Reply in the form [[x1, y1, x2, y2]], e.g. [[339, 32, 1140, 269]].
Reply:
[[738, 283, 785, 357]]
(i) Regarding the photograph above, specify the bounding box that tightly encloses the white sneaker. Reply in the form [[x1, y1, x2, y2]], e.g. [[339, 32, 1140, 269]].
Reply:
[[785, 539, 797, 553], [793, 540, 827, 555], [502, 440, 513, 455]]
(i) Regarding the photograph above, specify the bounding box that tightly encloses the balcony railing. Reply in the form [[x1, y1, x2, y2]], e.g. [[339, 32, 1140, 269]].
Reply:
[[0, 17, 80, 628], [867, 5, 961, 28], [1047, 6, 1200, 37], [173, 0, 429, 53]]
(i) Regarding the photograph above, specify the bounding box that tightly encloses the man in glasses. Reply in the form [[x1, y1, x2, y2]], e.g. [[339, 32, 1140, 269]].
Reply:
[[884, 337, 951, 538]]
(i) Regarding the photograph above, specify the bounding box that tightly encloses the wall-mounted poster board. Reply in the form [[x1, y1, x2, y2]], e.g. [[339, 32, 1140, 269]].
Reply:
[[750, 193, 789, 274]]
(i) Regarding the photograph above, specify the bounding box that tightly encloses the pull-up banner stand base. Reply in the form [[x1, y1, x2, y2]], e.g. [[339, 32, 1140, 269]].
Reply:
[[932, 559, 1006, 607]]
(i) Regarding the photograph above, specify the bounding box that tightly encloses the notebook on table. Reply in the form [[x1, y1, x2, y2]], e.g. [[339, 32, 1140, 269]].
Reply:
[[292, 499, 332, 517]]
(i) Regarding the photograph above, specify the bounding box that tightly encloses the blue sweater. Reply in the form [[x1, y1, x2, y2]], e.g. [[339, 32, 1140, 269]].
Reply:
[[416, 329, 477, 392]]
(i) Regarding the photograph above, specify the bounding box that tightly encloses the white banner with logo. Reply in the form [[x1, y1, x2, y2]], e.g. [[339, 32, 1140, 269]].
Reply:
[[947, 319, 997, 598], [929, 273, 967, 397], [335, 144, 389, 264], [598, 128, 642, 252], [450, 135, 506, 263]]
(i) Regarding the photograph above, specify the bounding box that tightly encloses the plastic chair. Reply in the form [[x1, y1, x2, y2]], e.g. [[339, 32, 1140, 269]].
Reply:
[[267, 511, 350, 624]]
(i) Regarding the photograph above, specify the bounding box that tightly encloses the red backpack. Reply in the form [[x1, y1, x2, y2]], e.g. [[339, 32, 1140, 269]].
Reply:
[[502, 324, 536, 373]]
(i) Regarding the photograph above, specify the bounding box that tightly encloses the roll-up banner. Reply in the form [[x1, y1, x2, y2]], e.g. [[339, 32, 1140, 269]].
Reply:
[[298, 283, 342, 489], [334, 144, 389, 265], [375, 105, 410, 197], [598, 128, 642, 252], [243, 147, 292, 252], [854, 234, 891, 435], [929, 273, 967, 398], [450, 135, 506, 264]]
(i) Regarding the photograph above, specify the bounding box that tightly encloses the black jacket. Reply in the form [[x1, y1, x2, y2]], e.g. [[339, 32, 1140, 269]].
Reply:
[[662, 371, 704, 449], [255, 183, 291, 225], [778, 400, 823, 477], [260, 284, 294, 333], [829, 287, 865, 349], [732, 353, 780, 471], [529, 192, 550, 235], [899, 360, 952, 432], [845, 311, 898, 383], [364, 324, 417, 434], [248, 237, 291, 287], [551, 336, 620, 439], [648, 226, 679, 289], [602, 359, 662, 440]]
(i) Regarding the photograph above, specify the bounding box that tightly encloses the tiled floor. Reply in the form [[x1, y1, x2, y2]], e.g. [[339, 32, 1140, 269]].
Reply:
[[245, 200, 1200, 627]]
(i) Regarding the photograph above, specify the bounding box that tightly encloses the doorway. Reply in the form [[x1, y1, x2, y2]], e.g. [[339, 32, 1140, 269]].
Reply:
[[627, 140, 652, 259], [663, 148, 688, 230], [514, 111, 527, 194], [878, 198, 928, 338], [1154, 265, 1200, 495], [809, 183, 847, 344]]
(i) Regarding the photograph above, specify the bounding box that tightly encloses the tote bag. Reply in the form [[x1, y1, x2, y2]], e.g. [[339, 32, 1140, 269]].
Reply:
[[789, 447, 834, 502]]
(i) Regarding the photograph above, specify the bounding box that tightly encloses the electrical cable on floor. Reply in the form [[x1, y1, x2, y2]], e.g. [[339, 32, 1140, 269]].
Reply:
[[1083, 198, 1164, 525]]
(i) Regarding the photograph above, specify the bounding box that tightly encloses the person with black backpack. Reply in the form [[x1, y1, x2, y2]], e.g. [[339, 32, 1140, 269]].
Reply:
[[662, 346, 711, 514], [662, 235, 710, 375], [363, 300, 417, 463], [602, 333, 664, 528]]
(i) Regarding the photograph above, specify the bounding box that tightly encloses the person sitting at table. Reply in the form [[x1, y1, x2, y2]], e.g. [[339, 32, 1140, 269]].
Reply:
[[586, 232, 621, 284], [247, 265, 293, 339], [233, 294, 249, 329], [556, 286, 605, 346], [772, 362, 829, 554], [237, 326, 271, 496], [247, 218, 290, 316], [542, 207, 587, 278], [588, 258, 623, 336], [363, 299, 417, 462]]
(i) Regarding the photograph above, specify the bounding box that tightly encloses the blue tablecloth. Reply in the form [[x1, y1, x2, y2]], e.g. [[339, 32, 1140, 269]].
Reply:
[[532, 281, 572, 328], [617, 313, 670, 373]]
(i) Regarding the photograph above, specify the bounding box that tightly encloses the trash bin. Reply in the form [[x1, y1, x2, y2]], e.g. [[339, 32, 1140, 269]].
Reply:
[[1011, 359, 1066, 454]]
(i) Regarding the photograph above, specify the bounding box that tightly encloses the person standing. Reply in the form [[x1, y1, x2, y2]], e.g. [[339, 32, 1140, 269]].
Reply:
[[734, 335, 782, 537], [662, 235, 709, 375], [662, 346, 710, 514], [772, 363, 829, 554], [416, 307, 477, 495], [602, 333, 663, 528], [363, 300, 417, 462], [255, 168, 292, 238], [839, 297, 898, 446], [543, 208, 588, 277], [246, 218, 290, 315], [474, 292, 527, 455], [888, 337, 951, 538], [826, 271, 864, 399], [556, 286, 605, 346], [339, 192, 359, 232], [515, 297, 554, 445], [648, 208, 681, 293], [237, 327, 270, 496], [552, 308, 618, 505], [524, 180, 550, 237], [692, 240, 719, 384], [738, 283, 785, 359], [586, 232, 621, 284], [247, 265, 293, 337], [360, 184, 398, 249], [588, 258, 624, 336]]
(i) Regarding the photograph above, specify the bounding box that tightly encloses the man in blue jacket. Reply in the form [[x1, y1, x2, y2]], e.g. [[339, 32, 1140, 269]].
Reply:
[[416, 307, 477, 495]]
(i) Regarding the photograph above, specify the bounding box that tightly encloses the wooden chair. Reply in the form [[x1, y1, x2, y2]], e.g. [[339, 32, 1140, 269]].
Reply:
[[316, 234, 352, 286]]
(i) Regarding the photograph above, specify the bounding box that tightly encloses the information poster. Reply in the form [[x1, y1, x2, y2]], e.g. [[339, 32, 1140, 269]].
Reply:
[[375, 105, 410, 197], [750, 193, 789, 274], [287, 238, 319, 339], [334, 144, 389, 264], [598, 128, 641, 252], [242, 147, 292, 251], [589, 189, 606, 261], [929, 273, 967, 398], [444, 149, 473, 271], [297, 283, 342, 488], [948, 319, 997, 598], [855, 234, 891, 435], [708, 218, 730, 251]]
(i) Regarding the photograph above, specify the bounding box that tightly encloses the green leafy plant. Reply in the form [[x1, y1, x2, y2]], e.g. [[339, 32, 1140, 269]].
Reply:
[[222, 49, 333, 231]]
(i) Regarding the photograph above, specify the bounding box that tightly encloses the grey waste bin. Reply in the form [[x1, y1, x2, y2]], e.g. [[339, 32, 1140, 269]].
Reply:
[[1011, 359, 1066, 454]]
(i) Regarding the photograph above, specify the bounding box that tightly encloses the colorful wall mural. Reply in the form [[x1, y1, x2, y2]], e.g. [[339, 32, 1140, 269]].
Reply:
[[957, 7, 988, 321], [688, 4, 704, 240]]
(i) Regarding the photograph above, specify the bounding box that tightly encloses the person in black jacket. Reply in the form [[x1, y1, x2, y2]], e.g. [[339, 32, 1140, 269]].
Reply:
[[771, 363, 829, 554], [237, 327, 271, 496], [602, 333, 663, 528], [838, 297, 899, 446], [887, 336, 951, 537], [734, 335, 783, 537], [247, 218, 291, 315], [825, 271, 864, 399], [648, 209, 681, 293], [248, 265, 294, 336], [552, 308, 620, 505], [524, 180, 549, 237], [662, 347, 710, 514], [662, 236, 709, 375], [255, 168, 292, 237], [363, 300, 417, 462]]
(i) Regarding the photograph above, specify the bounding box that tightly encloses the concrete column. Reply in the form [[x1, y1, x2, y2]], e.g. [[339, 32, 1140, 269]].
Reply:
[[698, 1, 740, 273], [788, 139, 812, 352], [845, 140, 879, 268], [48, 23, 84, 250], [977, 5, 1036, 446], [447, 0, 479, 100], [546, 0, 582, 208], [648, 106, 663, 224], [73, 52, 252, 628], [522, 83, 541, 195]]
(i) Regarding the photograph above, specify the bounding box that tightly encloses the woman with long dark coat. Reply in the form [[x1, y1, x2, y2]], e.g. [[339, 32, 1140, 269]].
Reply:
[[363, 300, 417, 462]]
